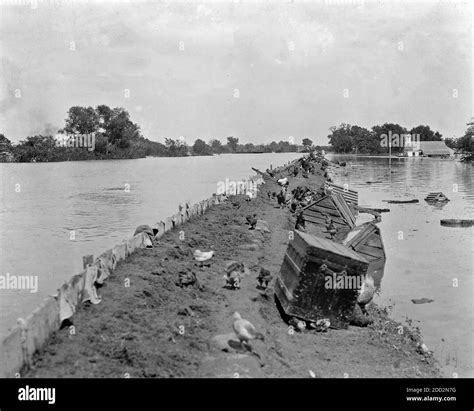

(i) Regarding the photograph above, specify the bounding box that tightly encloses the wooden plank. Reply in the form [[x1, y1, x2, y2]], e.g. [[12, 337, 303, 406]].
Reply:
[[353, 244, 385, 259]]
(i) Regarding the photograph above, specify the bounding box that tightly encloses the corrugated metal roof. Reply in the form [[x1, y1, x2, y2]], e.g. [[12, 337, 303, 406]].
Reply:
[[405, 141, 453, 155]]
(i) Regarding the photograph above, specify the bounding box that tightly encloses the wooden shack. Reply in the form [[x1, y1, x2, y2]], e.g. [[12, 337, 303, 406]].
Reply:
[[301, 192, 356, 242], [324, 182, 358, 205], [275, 230, 369, 329], [342, 222, 386, 288]]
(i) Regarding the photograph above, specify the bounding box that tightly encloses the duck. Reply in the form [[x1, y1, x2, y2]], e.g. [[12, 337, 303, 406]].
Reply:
[[246, 214, 258, 230], [288, 317, 306, 332], [246, 191, 255, 201], [232, 312, 264, 349], [224, 270, 242, 289], [257, 267, 272, 289], [357, 275, 375, 314], [177, 269, 197, 288], [193, 250, 214, 267], [224, 261, 245, 289]]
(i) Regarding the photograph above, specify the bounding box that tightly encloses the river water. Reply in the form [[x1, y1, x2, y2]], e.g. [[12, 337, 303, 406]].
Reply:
[[0, 153, 472, 377], [0, 153, 301, 341], [327, 154, 473, 377]]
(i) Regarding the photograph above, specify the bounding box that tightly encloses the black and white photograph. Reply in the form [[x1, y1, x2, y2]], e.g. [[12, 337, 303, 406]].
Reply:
[[0, 0, 473, 406]]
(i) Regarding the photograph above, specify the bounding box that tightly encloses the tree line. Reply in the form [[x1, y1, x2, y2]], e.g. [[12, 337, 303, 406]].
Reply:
[[327, 122, 472, 154], [0, 105, 312, 162]]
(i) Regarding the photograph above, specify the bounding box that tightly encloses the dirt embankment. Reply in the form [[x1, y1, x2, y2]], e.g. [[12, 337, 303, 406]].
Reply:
[[24, 163, 440, 378]]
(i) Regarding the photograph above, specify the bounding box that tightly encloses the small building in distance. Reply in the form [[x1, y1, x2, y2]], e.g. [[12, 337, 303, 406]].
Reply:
[[404, 141, 454, 157]]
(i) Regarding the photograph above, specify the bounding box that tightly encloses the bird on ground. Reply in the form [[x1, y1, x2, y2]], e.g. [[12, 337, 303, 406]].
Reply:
[[295, 212, 306, 231], [232, 312, 264, 349], [267, 191, 272, 199], [177, 269, 197, 288], [277, 177, 289, 186], [257, 267, 272, 289], [246, 214, 258, 230], [224, 261, 245, 289], [246, 191, 255, 201], [357, 275, 375, 314], [288, 317, 306, 332], [276, 191, 286, 208], [193, 250, 214, 267], [224, 270, 242, 289]]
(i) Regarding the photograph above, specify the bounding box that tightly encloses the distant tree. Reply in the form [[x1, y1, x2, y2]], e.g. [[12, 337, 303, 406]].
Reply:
[[302, 138, 313, 147], [244, 143, 255, 152], [409, 125, 442, 142], [0, 134, 13, 152], [192, 139, 212, 156], [372, 123, 408, 153], [350, 126, 381, 154], [268, 141, 279, 152], [226, 136, 239, 152], [105, 108, 141, 149], [15, 135, 58, 162], [165, 138, 188, 157], [443, 137, 457, 149], [328, 124, 353, 153], [209, 139, 224, 154], [61, 106, 99, 135]]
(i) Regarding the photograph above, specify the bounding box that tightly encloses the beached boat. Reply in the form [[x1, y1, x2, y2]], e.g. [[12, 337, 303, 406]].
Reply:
[[343, 222, 386, 288], [275, 230, 369, 329]]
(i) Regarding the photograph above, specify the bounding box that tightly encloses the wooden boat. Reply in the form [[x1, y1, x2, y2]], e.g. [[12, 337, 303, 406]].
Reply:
[[275, 230, 369, 329], [424, 192, 450, 203], [301, 192, 356, 243], [440, 219, 474, 227], [382, 199, 419, 204], [342, 222, 386, 288]]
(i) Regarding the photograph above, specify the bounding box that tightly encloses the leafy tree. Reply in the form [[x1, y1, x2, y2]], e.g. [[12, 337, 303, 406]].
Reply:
[[0, 134, 13, 152], [302, 138, 313, 147], [209, 139, 224, 154], [372, 123, 408, 153], [192, 139, 212, 156], [244, 143, 255, 152], [61, 106, 99, 135], [350, 126, 381, 154], [165, 138, 188, 157], [409, 125, 442, 142], [443, 137, 457, 149], [226, 136, 239, 152], [328, 124, 353, 153]]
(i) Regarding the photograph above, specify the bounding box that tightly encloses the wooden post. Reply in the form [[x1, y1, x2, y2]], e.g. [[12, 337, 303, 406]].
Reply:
[[83, 254, 94, 269]]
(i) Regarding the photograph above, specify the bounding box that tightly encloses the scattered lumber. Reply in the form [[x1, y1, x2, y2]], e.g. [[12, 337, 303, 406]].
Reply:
[[382, 199, 419, 204], [440, 219, 474, 227]]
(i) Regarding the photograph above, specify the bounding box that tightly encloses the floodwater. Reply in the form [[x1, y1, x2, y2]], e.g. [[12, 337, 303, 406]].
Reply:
[[0, 153, 472, 377], [0, 153, 301, 340], [328, 155, 473, 377]]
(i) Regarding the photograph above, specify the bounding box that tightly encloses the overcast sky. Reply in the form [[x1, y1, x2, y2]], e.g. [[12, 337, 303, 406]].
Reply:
[[0, 0, 472, 145]]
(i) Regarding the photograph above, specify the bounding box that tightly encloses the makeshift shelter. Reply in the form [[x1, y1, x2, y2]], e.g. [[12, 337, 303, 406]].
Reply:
[[301, 192, 356, 242], [342, 222, 386, 288], [275, 230, 369, 329], [324, 182, 359, 205]]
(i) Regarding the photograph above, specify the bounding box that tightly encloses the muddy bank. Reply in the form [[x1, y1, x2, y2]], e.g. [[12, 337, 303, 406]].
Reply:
[[23, 160, 440, 378]]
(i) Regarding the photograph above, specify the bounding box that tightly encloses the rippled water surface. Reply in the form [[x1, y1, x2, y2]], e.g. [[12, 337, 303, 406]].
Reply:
[[1, 153, 472, 377], [0, 153, 301, 339], [328, 155, 473, 377]]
